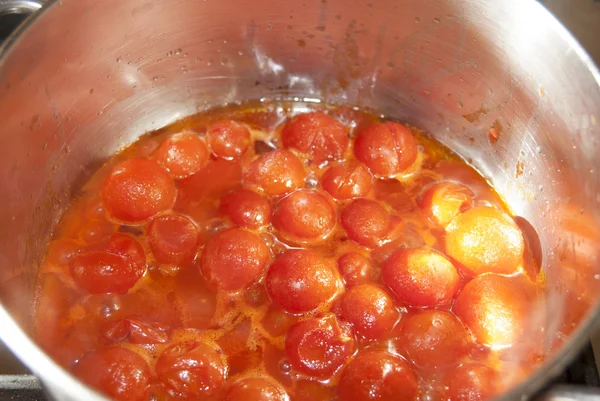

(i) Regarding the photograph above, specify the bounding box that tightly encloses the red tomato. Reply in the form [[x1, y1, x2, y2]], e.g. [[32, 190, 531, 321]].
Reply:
[[102, 159, 177, 223], [72, 346, 150, 401], [336, 252, 376, 287], [418, 181, 474, 227], [201, 228, 269, 291], [400, 310, 473, 371], [338, 350, 418, 401], [224, 377, 288, 401], [281, 112, 349, 164], [266, 250, 341, 314], [101, 317, 170, 344], [45, 239, 81, 267], [273, 190, 336, 241], [154, 132, 209, 179], [148, 214, 200, 266], [321, 164, 373, 199], [354, 122, 418, 177], [70, 251, 145, 294], [340, 284, 398, 339], [453, 274, 533, 348], [207, 120, 251, 159], [341, 199, 390, 247], [439, 363, 499, 401], [446, 206, 524, 276], [285, 313, 356, 378], [156, 341, 227, 397], [244, 149, 306, 196], [382, 248, 460, 307], [106, 233, 146, 268], [220, 189, 272, 229]]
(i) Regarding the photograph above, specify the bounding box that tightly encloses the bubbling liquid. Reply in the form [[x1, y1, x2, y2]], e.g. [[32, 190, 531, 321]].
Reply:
[[34, 101, 547, 401]]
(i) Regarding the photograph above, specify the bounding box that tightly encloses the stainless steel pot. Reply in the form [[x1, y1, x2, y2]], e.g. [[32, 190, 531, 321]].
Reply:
[[1, 0, 600, 400]]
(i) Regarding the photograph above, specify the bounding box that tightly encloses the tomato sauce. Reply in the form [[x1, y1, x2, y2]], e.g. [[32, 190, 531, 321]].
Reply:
[[33, 101, 545, 401]]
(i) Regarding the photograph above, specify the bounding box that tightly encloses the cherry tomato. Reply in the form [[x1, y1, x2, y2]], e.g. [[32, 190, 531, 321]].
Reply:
[[382, 248, 460, 307], [266, 250, 341, 314], [72, 346, 150, 401], [285, 313, 356, 378], [224, 377, 288, 401], [154, 132, 209, 179], [281, 111, 349, 164], [341, 199, 390, 247], [340, 284, 398, 339], [101, 317, 170, 344], [440, 363, 499, 401], [321, 164, 373, 199], [148, 214, 199, 266], [70, 251, 145, 294], [273, 190, 336, 241], [400, 310, 473, 371], [354, 122, 418, 177], [45, 239, 80, 267], [446, 206, 524, 276], [207, 120, 251, 159], [201, 228, 269, 291], [102, 159, 177, 223], [338, 350, 418, 401], [106, 233, 146, 268], [244, 149, 306, 196], [156, 341, 227, 397], [220, 189, 272, 229], [418, 181, 474, 227], [453, 274, 533, 348], [336, 252, 376, 287]]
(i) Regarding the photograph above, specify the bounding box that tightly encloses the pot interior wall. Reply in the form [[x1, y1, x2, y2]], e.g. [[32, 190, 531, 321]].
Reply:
[[0, 0, 599, 398]]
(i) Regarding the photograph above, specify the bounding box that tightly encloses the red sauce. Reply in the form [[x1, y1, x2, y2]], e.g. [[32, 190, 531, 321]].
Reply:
[[34, 102, 545, 401]]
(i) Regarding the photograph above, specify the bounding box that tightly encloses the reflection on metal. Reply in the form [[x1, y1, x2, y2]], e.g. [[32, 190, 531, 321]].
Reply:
[[0, 0, 599, 400]]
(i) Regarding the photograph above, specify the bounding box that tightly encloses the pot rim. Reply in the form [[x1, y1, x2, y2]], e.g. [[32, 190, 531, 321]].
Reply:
[[0, 0, 600, 400]]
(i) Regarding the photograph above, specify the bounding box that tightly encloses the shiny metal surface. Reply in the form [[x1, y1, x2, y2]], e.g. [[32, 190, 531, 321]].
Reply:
[[0, 0, 600, 400], [0, 0, 43, 14], [539, 386, 600, 401]]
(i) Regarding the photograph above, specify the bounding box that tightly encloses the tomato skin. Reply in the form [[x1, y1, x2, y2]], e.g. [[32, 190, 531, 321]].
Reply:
[[244, 149, 306, 196], [70, 251, 145, 294], [321, 164, 373, 200], [285, 313, 356, 378], [400, 310, 473, 371], [101, 317, 170, 344], [281, 112, 349, 164], [219, 189, 272, 229], [418, 181, 474, 227], [72, 346, 150, 401], [266, 250, 341, 314], [207, 120, 251, 159], [354, 122, 418, 177], [273, 189, 336, 241], [341, 199, 390, 247], [201, 228, 269, 291], [440, 363, 499, 401], [102, 159, 177, 223], [340, 284, 398, 339], [224, 377, 289, 401], [156, 341, 227, 397], [338, 350, 418, 401], [453, 274, 532, 348], [446, 206, 524, 276], [382, 248, 460, 307], [148, 214, 200, 266], [106, 233, 146, 267], [336, 252, 376, 287], [155, 132, 209, 179]]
